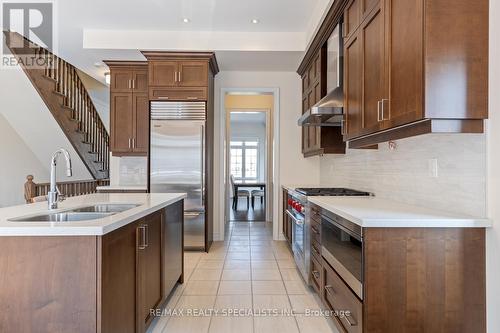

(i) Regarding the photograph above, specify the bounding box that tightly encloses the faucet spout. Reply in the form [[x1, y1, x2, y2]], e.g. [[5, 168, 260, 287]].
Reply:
[[48, 149, 73, 210]]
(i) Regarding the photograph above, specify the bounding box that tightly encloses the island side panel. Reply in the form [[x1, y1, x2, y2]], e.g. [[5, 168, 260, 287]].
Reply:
[[163, 200, 184, 296], [0, 236, 98, 333], [363, 227, 486, 333]]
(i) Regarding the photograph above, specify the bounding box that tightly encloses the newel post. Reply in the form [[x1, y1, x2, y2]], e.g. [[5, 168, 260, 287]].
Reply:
[[24, 175, 36, 203]]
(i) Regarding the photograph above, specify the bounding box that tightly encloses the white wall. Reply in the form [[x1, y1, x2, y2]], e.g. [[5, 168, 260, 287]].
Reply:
[[230, 116, 267, 182], [0, 66, 92, 194], [214, 71, 321, 240], [0, 114, 49, 207], [77, 69, 110, 131], [319, 134, 486, 217], [487, 0, 500, 330]]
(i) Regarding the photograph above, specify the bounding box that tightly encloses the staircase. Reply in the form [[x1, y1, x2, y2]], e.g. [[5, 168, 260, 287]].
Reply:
[[4, 31, 109, 179]]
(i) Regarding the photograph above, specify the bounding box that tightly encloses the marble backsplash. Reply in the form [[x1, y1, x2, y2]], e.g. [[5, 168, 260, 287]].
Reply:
[[109, 155, 147, 186], [319, 133, 487, 217]]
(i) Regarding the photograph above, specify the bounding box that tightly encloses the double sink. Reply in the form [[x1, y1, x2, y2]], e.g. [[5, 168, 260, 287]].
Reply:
[[9, 204, 140, 222]]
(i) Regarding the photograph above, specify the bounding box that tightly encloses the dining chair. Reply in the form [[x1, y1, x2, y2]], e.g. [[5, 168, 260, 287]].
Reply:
[[251, 189, 265, 209], [230, 175, 250, 210]]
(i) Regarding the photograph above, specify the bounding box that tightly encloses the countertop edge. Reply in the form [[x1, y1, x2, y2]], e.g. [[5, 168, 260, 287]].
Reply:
[[307, 197, 491, 228]]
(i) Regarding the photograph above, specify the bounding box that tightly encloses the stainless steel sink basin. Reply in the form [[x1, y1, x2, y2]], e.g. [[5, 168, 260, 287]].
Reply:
[[9, 212, 113, 222], [70, 204, 140, 213], [8, 203, 141, 222]]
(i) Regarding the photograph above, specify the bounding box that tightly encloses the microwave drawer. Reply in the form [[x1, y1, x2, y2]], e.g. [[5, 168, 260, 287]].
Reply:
[[322, 258, 363, 333]]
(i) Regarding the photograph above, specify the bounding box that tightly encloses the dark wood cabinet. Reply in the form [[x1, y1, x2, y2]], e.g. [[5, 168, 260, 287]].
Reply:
[[342, 0, 488, 147], [299, 48, 346, 157], [105, 61, 149, 156], [178, 61, 208, 87], [282, 189, 292, 247]]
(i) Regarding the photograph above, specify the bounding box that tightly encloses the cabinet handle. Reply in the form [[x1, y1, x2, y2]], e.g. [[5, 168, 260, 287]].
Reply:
[[186, 97, 198, 100], [132, 79, 135, 89], [344, 314, 357, 327], [324, 284, 335, 296], [312, 245, 321, 256], [341, 119, 346, 135], [138, 225, 147, 249], [144, 224, 149, 247], [381, 98, 389, 120], [128, 79, 131, 89], [377, 100, 382, 122], [311, 226, 319, 234], [157, 96, 170, 100], [174, 71, 177, 82], [128, 138, 131, 149], [178, 71, 181, 82], [312, 270, 320, 279], [132, 138, 135, 148]]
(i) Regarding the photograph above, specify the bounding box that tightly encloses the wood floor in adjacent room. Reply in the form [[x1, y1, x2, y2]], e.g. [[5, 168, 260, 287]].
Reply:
[[147, 222, 339, 333]]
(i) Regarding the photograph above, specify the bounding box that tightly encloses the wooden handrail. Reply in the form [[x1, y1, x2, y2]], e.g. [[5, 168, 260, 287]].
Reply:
[[24, 175, 110, 203], [7, 31, 110, 177]]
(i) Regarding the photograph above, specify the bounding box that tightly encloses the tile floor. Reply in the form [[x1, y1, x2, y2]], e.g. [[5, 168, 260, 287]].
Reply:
[[147, 222, 339, 333]]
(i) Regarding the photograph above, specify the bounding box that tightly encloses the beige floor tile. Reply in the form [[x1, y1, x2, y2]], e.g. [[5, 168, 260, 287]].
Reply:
[[250, 240, 273, 246], [277, 259, 297, 269], [288, 294, 323, 313], [253, 295, 292, 311], [214, 295, 253, 310], [163, 316, 211, 333], [295, 315, 338, 333], [228, 245, 250, 252], [183, 281, 220, 296], [208, 316, 253, 333], [197, 260, 225, 270], [221, 268, 251, 280], [231, 236, 250, 241], [218, 280, 252, 295], [202, 251, 227, 260], [279, 268, 303, 281], [254, 316, 299, 333], [190, 269, 222, 281], [252, 280, 286, 295], [232, 230, 250, 236], [175, 295, 216, 311], [226, 252, 251, 260], [252, 268, 282, 280], [229, 240, 250, 246], [251, 260, 279, 269], [251, 251, 275, 260], [224, 260, 251, 270], [283, 279, 314, 295]]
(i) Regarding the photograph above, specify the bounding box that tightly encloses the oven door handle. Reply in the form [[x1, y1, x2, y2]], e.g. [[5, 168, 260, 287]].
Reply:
[[286, 210, 304, 225]]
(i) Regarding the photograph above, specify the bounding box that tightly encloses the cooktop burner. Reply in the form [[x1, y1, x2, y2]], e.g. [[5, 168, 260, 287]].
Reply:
[[295, 187, 371, 196]]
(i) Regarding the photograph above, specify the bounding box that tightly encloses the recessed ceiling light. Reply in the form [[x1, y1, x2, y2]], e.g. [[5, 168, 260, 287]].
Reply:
[[251, 19, 259, 24], [183, 18, 190, 23]]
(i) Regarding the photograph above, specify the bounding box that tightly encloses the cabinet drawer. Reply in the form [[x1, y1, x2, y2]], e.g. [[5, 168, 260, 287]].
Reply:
[[310, 206, 321, 223], [149, 87, 207, 101], [311, 224, 321, 246], [310, 255, 322, 293], [322, 259, 363, 333], [311, 238, 322, 262]]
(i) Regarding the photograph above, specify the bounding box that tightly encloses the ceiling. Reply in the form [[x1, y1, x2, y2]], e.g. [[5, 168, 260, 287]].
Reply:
[[37, 0, 332, 82]]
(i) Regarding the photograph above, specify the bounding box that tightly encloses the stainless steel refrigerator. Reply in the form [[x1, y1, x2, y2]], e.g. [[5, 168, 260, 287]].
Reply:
[[150, 101, 206, 250]]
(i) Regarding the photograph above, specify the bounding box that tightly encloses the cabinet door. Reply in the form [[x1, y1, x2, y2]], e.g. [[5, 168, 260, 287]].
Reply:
[[344, 34, 362, 138], [360, 3, 386, 135], [100, 221, 139, 333], [178, 61, 208, 87], [345, 0, 361, 39], [132, 93, 149, 154], [111, 70, 133, 92], [138, 212, 162, 332], [133, 69, 149, 93], [385, 0, 423, 128], [110, 92, 134, 153], [163, 201, 184, 294], [149, 61, 178, 87]]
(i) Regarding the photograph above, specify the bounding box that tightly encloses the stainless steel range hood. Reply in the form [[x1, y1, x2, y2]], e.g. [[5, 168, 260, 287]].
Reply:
[[297, 86, 344, 127]]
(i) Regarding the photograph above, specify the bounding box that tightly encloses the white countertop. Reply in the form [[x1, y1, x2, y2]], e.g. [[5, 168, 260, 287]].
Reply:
[[96, 185, 148, 191], [281, 184, 323, 192], [307, 196, 491, 228], [0, 193, 186, 236]]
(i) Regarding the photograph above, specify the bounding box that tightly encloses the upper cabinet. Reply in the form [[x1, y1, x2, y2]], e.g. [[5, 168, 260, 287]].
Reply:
[[343, 0, 488, 148], [298, 0, 488, 150], [104, 61, 149, 156], [299, 47, 346, 157], [141, 52, 218, 102]]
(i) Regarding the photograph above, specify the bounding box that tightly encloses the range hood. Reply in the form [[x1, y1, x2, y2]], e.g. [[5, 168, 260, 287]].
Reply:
[[297, 86, 344, 127]]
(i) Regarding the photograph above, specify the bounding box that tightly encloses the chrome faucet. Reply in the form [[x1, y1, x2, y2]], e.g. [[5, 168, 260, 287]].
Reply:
[[47, 149, 72, 210]]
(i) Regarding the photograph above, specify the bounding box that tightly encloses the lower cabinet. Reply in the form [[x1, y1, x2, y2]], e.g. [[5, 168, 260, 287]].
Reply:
[[100, 204, 184, 333]]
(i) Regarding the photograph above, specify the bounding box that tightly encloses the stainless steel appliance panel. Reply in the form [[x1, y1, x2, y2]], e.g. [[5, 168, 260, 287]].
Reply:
[[184, 211, 205, 249]]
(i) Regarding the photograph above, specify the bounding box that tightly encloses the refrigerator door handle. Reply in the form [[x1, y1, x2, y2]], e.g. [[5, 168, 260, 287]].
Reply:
[[201, 124, 205, 207]]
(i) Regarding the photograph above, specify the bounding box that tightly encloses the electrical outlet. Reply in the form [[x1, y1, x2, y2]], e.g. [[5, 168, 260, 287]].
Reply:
[[428, 159, 438, 178]]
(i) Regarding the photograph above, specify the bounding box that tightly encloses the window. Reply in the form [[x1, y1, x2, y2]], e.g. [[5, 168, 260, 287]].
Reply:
[[230, 140, 259, 181]]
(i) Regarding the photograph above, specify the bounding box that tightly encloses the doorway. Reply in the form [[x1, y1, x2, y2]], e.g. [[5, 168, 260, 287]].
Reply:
[[228, 111, 269, 222]]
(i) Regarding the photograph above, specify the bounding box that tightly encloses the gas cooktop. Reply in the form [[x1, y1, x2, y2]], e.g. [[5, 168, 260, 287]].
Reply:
[[295, 187, 371, 197]]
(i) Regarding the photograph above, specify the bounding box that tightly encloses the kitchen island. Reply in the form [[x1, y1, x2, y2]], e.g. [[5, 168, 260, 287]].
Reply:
[[0, 193, 186, 333]]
